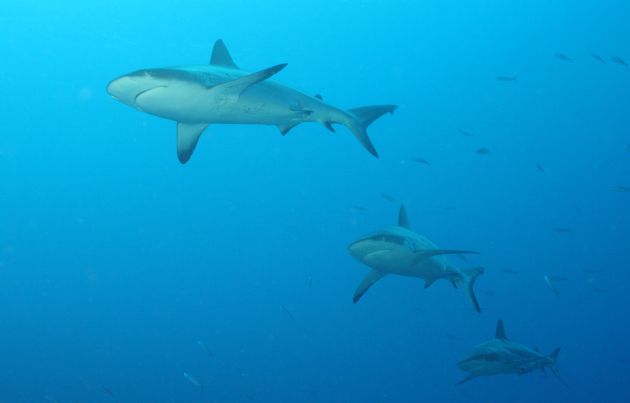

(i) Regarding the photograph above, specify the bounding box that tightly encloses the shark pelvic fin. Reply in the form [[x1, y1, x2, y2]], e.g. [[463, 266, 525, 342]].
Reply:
[[344, 105, 397, 158], [209, 63, 287, 103], [177, 123, 208, 164], [210, 39, 239, 69], [398, 204, 411, 229], [353, 270, 386, 303], [496, 319, 508, 340]]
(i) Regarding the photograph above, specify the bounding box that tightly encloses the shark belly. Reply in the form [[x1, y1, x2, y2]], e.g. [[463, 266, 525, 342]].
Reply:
[[134, 77, 340, 127]]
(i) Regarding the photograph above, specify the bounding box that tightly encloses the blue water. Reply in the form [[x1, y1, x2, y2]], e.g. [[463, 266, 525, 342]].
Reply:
[[1, 0, 629, 402]]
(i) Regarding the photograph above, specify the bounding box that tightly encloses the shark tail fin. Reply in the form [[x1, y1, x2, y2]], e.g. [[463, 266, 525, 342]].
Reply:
[[459, 267, 484, 313], [549, 347, 568, 386], [344, 105, 397, 158]]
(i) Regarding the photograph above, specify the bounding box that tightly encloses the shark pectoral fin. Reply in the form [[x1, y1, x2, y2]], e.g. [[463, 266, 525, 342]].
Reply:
[[278, 122, 300, 136], [177, 123, 208, 164], [210, 39, 239, 69], [455, 374, 475, 386], [353, 270, 387, 303], [210, 63, 287, 102]]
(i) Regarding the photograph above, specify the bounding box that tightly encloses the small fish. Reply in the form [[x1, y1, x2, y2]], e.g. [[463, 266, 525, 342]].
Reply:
[[591, 287, 608, 293], [476, 147, 489, 155], [184, 372, 202, 388], [411, 157, 430, 166], [350, 205, 367, 212], [458, 129, 475, 137], [197, 340, 213, 358], [446, 333, 461, 341], [281, 304, 295, 321], [307, 276, 313, 289], [552, 227, 573, 233], [583, 269, 602, 275], [536, 163, 546, 173], [409, 306, 424, 312], [381, 193, 398, 202], [592, 53, 606, 63], [496, 75, 517, 82], [100, 386, 116, 399], [610, 56, 628, 67], [555, 52, 573, 62], [501, 268, 519, 275], [443, 206, 454, 211], [484, 291, 495, 297], [614, 186, 630, 193], [544, 275, 560, 296], [571, 204, 582, 214]]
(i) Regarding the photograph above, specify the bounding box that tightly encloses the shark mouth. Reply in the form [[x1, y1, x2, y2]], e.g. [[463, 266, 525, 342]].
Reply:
[[133, 86, 168, 109]]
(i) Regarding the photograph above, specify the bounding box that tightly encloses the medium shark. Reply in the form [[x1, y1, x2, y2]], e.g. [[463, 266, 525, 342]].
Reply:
[[457, 319, 565, 385], [107, 39, 397, 163], [347, 205, 484, 312]]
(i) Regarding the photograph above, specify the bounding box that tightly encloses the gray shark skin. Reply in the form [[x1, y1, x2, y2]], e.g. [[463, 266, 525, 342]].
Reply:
[[107, 39, 397, 163], [457, 319, 565, 386], [347, 205, 484, 312]]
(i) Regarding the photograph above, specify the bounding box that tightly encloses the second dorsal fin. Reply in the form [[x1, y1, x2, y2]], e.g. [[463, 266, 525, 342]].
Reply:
[[210, 39, 239, 69]]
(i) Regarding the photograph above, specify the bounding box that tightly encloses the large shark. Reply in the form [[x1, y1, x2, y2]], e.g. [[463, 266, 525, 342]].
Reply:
[[457, 319, 565, 385], [347, 205, 484, 312], [107, 39, 397, 163]]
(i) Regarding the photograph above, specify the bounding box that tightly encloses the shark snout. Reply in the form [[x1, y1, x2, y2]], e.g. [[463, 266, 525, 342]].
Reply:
[[106, 72, 168, 108]]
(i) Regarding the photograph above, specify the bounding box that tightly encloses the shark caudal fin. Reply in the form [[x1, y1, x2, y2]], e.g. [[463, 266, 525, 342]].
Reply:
[[459, 267, 484, 313], [344, 105, 397, 157], [548, 347, 568, 386]]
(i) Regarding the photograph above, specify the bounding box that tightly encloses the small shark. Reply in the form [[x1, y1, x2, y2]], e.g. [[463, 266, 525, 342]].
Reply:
[[107, 40, 396, 163], [457, 319, 565, 385], [347, 205, 484, 312]]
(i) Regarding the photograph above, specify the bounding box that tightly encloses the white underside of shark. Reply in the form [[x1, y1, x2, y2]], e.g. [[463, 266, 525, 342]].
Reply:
[[348, 205, 484, 312], [107, 39, 396, 163]]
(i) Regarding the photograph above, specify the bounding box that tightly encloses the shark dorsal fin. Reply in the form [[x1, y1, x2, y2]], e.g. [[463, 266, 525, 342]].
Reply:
[[210, 39, 239, 69], [496, 319, 508, 340], [398, 204, 411, 229]]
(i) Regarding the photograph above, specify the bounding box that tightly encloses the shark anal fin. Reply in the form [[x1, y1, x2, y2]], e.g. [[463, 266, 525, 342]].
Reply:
[[455, 374, 476, 386], [210, 39, 239, 69], [353, 270, 386, 303], [495, 319, 508, 340], [398, 204, 411, 229], [177, 123, 208, 164], [210, 63, 287, 103]]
